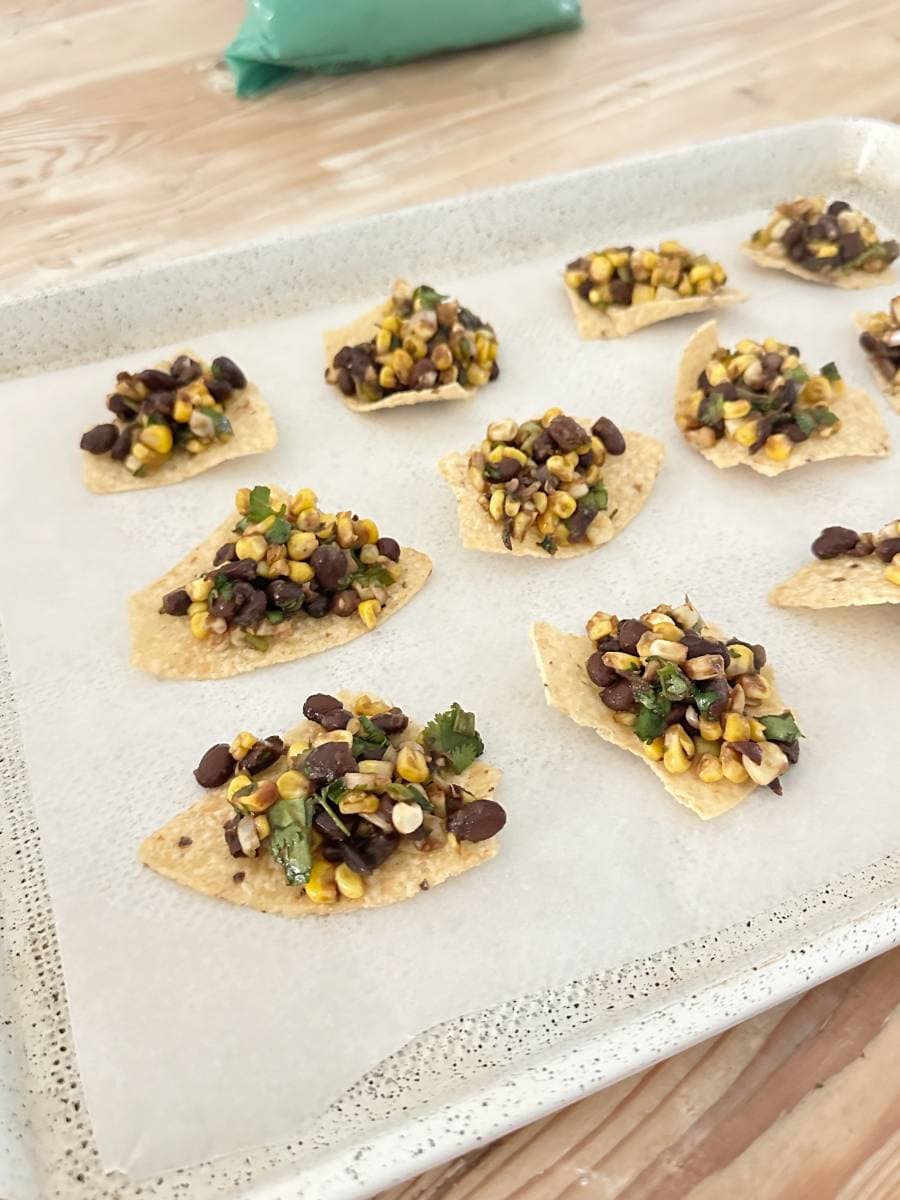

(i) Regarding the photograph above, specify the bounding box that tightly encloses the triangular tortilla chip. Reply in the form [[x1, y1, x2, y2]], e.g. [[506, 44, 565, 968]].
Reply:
[[140, 702, 502, 916], [854, 313, 900, 415], [770, 555, 900, 609], [82, 351, 277, 494], [128, 487, 432, 679], [323, 301, 475, 412], [438, 425, 665, 558], [565, 281, 746, 340], [676, 321, 890, 476], [531, 619, 788, 820], [742, 243, 895, 290]]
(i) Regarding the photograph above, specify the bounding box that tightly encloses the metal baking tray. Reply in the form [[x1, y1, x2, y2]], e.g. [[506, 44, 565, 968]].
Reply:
[[1, 117, 899, 1200]]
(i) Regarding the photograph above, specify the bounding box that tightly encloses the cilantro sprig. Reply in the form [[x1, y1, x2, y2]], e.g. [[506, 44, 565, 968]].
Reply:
[[422, 703, 484, 774]]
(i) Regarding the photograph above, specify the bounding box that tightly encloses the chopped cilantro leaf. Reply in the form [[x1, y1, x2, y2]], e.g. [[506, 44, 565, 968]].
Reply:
[[351, 564, 396, 588], [412, 284, 446, 310], [199, 406, 233, 437], [244, 632, 269, 652], [783, 366, 810, 385], [699, 393, 725, 426], [246, 485, 273, 524], [422, 703, 484, 774], [820, 361, 841, 383], [265, 610, 285, 624], [633, 682, 671, 743], [539, 534, 558, 555], [654, 661, 693, 702], [759, 712, 803, 743], [268, 795, 314, 886], [213, 574, 234, 602], [693, 686, 722, 717], [351, 715, 388, 759], [266, 512, 292, 544]]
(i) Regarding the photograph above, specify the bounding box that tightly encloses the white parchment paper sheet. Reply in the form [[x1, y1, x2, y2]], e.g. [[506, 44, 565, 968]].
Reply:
[[0, 214, 898, 1177]]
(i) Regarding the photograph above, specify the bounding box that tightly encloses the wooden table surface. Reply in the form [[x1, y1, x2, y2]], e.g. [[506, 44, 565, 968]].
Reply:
[[4, 2, 900, 1196]]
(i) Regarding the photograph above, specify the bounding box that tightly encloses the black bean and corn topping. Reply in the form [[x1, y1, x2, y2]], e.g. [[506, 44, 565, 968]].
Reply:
[[584, 601, 802, 792], [194, 694, 506, 904], [79, 355, 247, 476], [325, 279, 499, 405], [810, 522, 900, 588], [160, 486, 404, 650], [468, 409, 626, 553], [678, 336, 843, 464], [751, 198, 899, 276], [564, 242, 728, 309], [859, 296, 900, 389]]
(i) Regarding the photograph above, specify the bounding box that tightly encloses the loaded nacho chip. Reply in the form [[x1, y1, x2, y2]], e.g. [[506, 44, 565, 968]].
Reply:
[[676, 321, 889, 475], [438, 410, 664, 557], [80, 352, 276, 493], [140, 693, 505, 915], [745, 197, 898, 288], [857, 297, 900, 412], [770, 521, 900, 609], [129, 486, 431, 679], [532, 602, 801, 819], [563, 241, 745, 339], [324, 279, 499, 411]]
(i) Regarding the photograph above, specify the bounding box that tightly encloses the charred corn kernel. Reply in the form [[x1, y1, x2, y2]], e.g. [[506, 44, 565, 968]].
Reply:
[[397, 745, 429, 783], [588, 255, 614, 283], [546, 454, 575, 483], [235, 534, 267, 562], [487, 445, 528, 466], [536, 509, 558, 535], [431, 342, 454, 371], [239, 780, 278, 814], [705, 361, 728, 387], [140, 424, 173, 455], [644, 736, 665, 762], [339, 791, 379, 815], [748, 718, 767, 742], [489, 489, 506, 521], [549, 491, 577, 518], [802, 376, 832, 404], [565, 268, 587, 288], [358, 598, 381, 629], [288, 561, 315, 584], [335, 862, 365, 900], [586, 611, 617, 641], [726, 643, 755, 678], [699, 716, 723, 742], [356, 518, 379, 545], [723, 399, 751, 419], [487, 418, 518, 442], [305, 859, 337, 904], [643, 612, 684, 639], [541, 406, 563, 427], [235, 486, 252, 514], [287, 531, 317, 561], [374, 327, 393, 355], [885, 562, 900, 587], [189, 611, 209, 639], [354, 694, 390, 717], [290, 488, 317, 515], [336, 515, 355, 548], [227, 773, 253, 801], [359, 758, 393, 777], [741, 673, 770, 704], [734, 420, 759, 447], [403, 334, 428, 360], [697, 753, 724, 784], [173, 397, 193, 423], [504, 495, 521, 517], [723, 713, 751, 743], [131, 442, 153, 463], [689, 262, 712, 284], [721, 747, 749, 784], [602, 651, 641, 673], [663, 725, 694, 775], [631, 283, 656, 304], [254, 814, 270, 840], [276, 770, 308, 801], [466, 363, 490, 387]]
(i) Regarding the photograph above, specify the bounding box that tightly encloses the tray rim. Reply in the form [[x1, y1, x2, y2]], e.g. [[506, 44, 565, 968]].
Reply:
[[2, 113, 900, 1199]]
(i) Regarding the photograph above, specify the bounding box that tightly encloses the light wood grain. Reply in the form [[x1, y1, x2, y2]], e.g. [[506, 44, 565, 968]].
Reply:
[[6, 3, 900, 1196]]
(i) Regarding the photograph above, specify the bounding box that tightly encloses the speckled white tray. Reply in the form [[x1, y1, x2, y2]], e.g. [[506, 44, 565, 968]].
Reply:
[[2, 118, 900, 1200]]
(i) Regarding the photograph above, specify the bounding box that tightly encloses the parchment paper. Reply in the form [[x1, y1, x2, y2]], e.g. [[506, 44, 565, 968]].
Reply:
[[1, 215, 899, 1178]]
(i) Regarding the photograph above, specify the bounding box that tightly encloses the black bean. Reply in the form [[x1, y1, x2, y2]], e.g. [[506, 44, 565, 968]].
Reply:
[[137, 369, 179, 391], [320, 843, 345, 863], [304, 742, 357, 785], [213, 542, 238, 566], [314, 807, 351, 841], [209, 591, 237, 621], [859, 331, 881, 354], [171, 355, 202, 383], [838, 231, 865, 262], [616, 619, 648, 655], [491, 455, 521, 482], [371, 708, 409, 735], [782, 221, 804, 247], [161, 587, 191, 615], [346, 832, 399, 875], [547, 415, 589, 452], [208, 558, 257, 583], [577, 450, 594, 470], [310, 544, 350, 591], [242, 735, 285, 775], [811, 526, 859, 559], [111, 427, 134, 461], [357, 744, 386, 761], [752, 643, 767, 670], [376, 537, 400, 562], [683, 633, 729, 661], [774, 739, 800, 765], [595, 635, 621, 654], [146, 390, 175, 417], [211, 356, 246, 390], [303, 693, 342, 723], [531, 430, 555, 463], [875, 536, 900, 562], [577, 280, 592, 299], [665, 702, 688, 727], [789, 241, 807, 262], [600, 678, 636, 712], [730, 740, 762, 764], [267, 578, 304, 612], [194, 743, 236, 788], [761, 352, 784, 372], [408, 358, 438, 389], [223, 814, 244, 858], [783, 422, 809, 443], [306, 593, 330, 618], [704, 675, 731, 720], [330, 590, 360, 617], [591, 416, 626, 455], [205, 377, 233, 404], [447, 799, 506, 843], [811, 216, 840, 242], [337, 366, 355, 395], [566, 504, 597, 543], [107, 392, 135, 419], [609, 278, 634, 306], [586, 651, 618, 688], [232, 587, 266, 627], [320, 708, 352, 732], [828, 200, 851, 216], [80, 423, 119, 454], [489, 360, 500, 382]]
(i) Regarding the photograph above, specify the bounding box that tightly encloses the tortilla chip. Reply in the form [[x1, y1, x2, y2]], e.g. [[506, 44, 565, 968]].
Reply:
[[531, 619, 788, 820], [676, 321, 890, 476], [438, 426, 664, 558], [128, 488, 432, 679], [854, 313, 900, 415], [770, 555, 900, 609], [139, 704, 503, 916], [565, 282, 746, 340], [742, 243, 894, 290], [323, 302, 475, 412], [82, 352, 277, 494]]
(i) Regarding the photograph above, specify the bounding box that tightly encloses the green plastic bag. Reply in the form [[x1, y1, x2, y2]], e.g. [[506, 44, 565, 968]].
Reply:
[[226, 0, 583, 97]]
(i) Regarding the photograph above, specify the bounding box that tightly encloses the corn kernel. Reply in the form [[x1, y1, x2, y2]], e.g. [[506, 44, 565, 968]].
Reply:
[[748, 718, 767, 742], [722, 399, 751, 420], [721, 747, 749, 784], [184, 438, 203, 454], [172, 396, 193, 423], [536, 510, 558, 535], [131, 442, 153, 463], [391, 349, 414, 380], [565, 268, 587, 289], [290, 488, 317, 515], [305, 859, 337, 904], [397, 745, 429, 784], [234, 487, 251, 514], [705, 361, 728, 387], [187, 600, 207, 616], [541, 407, 563, 427], [186, 576, 213, 603], [230, 732, 257, 760], [764, 434, 792, 462], [276, 770, 308, 801], [235, 534, 268, 562], [588, 255, 613, 284], [338, 791, 379, 815], [549, 491, 577, 518], [288, 561, 314, 584], [374, 327, 393, 355], [381, 314, 402, 335], [723, 713, 751, 743], [586, 611, 617, 641], [358, 599, 381, 630], [631, 283, 656, 304], [689, 263, 712, 284], [336, 515, 356, 548], [227, 774, 253, 801], [140, 423, 173, 455], [254, 814, 270, 840], [354, 694, 390, 716], [487, 445, 528, 466], [546, 454, 575, 483], [696, 753, 723, 784], [379, 365, 398, 389], [189, 610, 209, 639], [335, 862, 365, 900], [726, 643, 755, 678], [733, 420, 759, 447], [287, 741, 309, 762], [663, 725, 694, 775], [644, 736, 665, 762], [488, 489, 506, 521], [356, 518, 379, 545], [885, 562, 900, 587], [699, 716, 723, 742]]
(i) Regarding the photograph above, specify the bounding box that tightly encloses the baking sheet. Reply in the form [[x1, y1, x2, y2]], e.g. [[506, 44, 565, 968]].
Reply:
[[2, 131, 900, 1182]]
